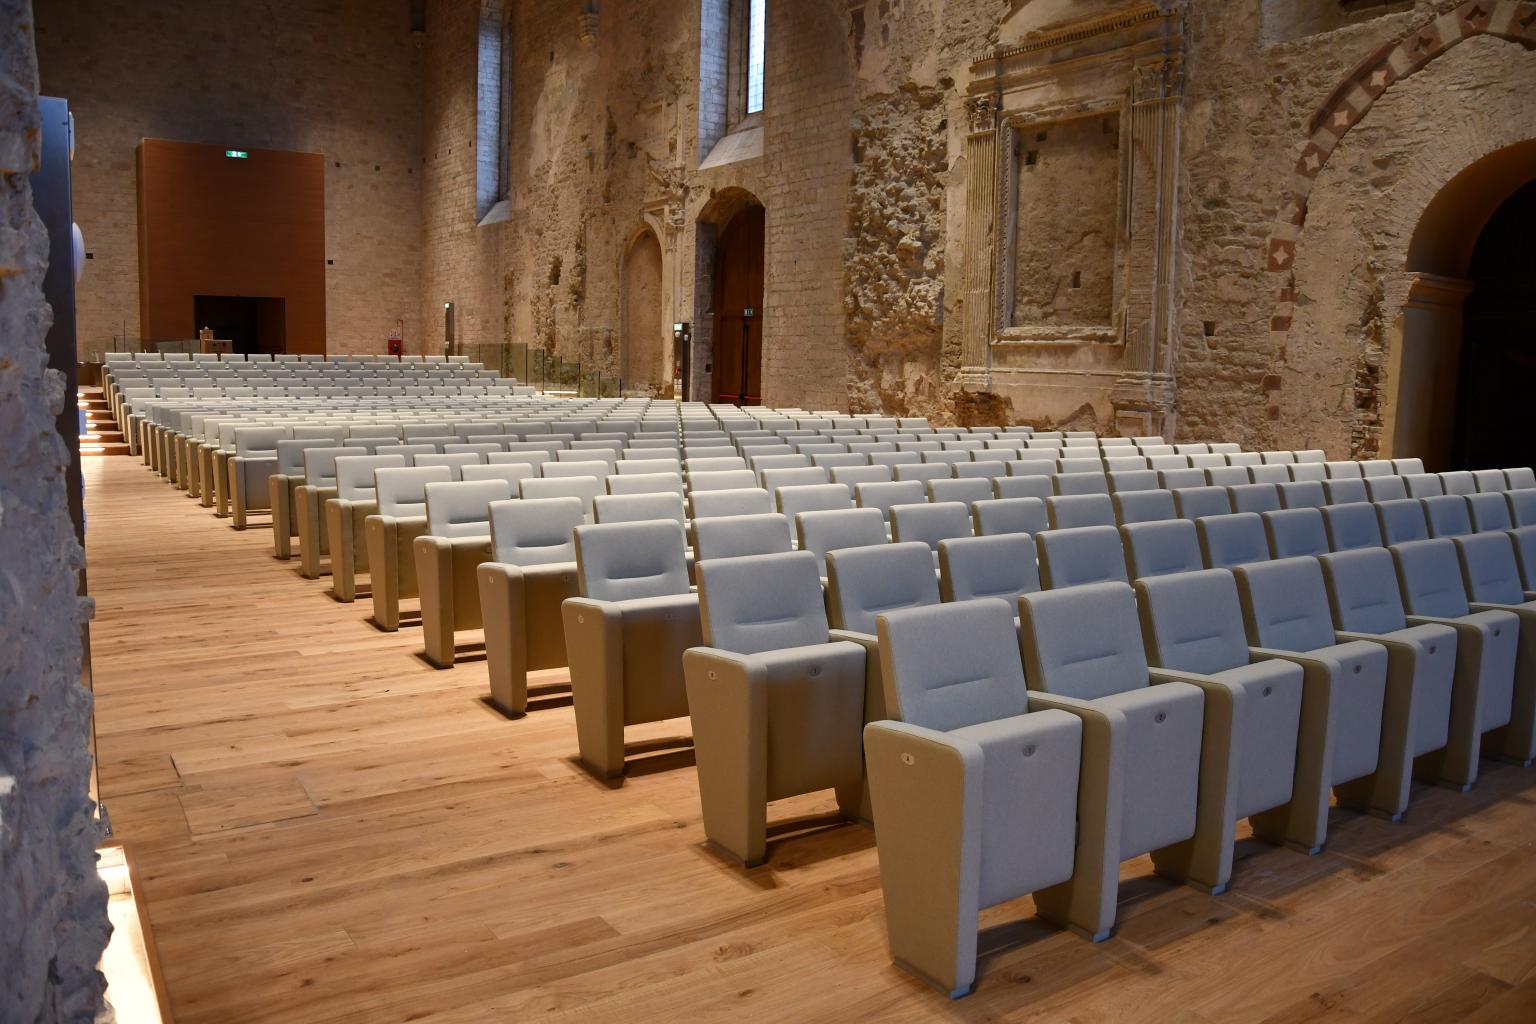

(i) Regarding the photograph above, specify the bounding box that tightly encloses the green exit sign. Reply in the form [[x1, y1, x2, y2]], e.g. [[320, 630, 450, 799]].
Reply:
[[224, 149, 248, 159]]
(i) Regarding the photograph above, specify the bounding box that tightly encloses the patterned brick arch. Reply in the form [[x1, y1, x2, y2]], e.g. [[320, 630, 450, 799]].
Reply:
[[1265, 0, 1536, 345]]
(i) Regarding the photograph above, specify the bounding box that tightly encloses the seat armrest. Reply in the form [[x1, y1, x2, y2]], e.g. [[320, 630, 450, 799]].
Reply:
[[829, 628, 889, 723]]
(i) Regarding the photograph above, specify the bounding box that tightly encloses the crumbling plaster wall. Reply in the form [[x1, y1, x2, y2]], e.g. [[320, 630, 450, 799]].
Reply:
[[1, 2, 111, 1020]]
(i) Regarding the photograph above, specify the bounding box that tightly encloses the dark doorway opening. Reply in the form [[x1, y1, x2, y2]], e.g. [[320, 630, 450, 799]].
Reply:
[[1453, 178, 1536, 470], [193, 295, 287, 355], [711, 204, 765, 405]]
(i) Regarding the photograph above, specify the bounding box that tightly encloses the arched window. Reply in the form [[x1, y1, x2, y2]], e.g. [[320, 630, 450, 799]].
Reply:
[[699, 0, 766, 157]]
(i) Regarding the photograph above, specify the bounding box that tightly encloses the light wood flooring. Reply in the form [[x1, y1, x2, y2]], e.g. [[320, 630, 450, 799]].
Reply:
[[84, 456, 1536, 1023]]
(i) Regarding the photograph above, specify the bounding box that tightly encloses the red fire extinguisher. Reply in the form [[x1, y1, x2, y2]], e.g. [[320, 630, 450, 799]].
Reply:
[[388, 320, 403, 357]]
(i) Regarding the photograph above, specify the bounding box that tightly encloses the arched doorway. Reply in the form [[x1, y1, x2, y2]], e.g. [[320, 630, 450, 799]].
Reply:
[[1453, 179, 1536, 470], [621, 228, 665, 391], [710, 204, 765, 405]]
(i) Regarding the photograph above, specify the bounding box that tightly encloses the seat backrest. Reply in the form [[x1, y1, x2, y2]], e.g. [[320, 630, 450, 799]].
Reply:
[[488, 496, 584, 565], [993, 475, 1053, 501], [1365, 476, 1408, 502], [1506, 467, 1536, 489], [277, 438, 334, 476], [1440, 471, 1477, 496], [1377, 498, 1430, 545], [543, 459, 611, 479], [892, 463, 951, 483], [1173, 485, 1232, 520], [302, 446, 354, 487], [1228, 482, 1281, 515], [592, 492, 686, 526], [693, 513, 794, 561], [1510, 488, 1536, 527], [1205, 466, 1250, 487], [826, 542, 941, 634], [1323, 478, 1369, 505], [1108, 469, 1159, 493], [335, 454, 406, 501], [1234, 556, 1337, 653], [690, 469, 759, 492], [1036, 525, 1129, 589], [1319, 547, 1409, 634], [1422, 495, 1473, 538], [425, 479, 514, 538], [937, 534, 1040, 604], [1122, 519, 1203, 579], [574, 519, 690, 600], [1135, 568, 1249, 675], [1046, 493, 1115, 530], [1359, 459, 1395, 478], [855, 480, 927, 520], [890, 502, 972, 552], [606, 471, 685, 496], [519, 475, 602, 520], [1018, 581, 1148, 699], [1249, 464, 1291, 485], [1054, 472, 1110, 496], [1467, 492, 1513, 533], [415, 453, 483, 480], [697, 550, 828, 654], [234, 425, 288, 457], [1263, 507, 1329, 558], [1113, 489, 1176, 525], [760, 466, 829, 491], [1321, 502, 1382, 551], [689, 487, 773, 519], [1402, 473, 1444, 498], [373, 466, 452, 518], [1511, 525, 1536, 588], [1454, 532, 1525, 606], [972, 496, 1047, 537], [928, 478, 995, 505], [1323, 460, 1362, 480], [1158, 468, 1207, 490], [776, 483, 852, 523], [460, 462, 539, 489], [795, 507, 888, 563], [291, 424, 347, 443], [877, 600, 1029, 732], [1277, 480, 1326, 509], [1197, 512, 1270, 570], [831, 464, 895, 485]]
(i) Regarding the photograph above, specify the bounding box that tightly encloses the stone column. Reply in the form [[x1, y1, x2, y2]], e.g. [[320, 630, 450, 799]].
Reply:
[[0, 2, 112, 1018], [959, 95, 998, 391], [1112, 56, 1184, 438]]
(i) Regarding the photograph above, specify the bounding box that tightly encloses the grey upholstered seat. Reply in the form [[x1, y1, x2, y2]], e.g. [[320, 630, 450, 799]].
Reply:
[[972, 496, 1047, 537], [992, 475, 1053, 500], [1506, 467, 1536, 490], [891, 502, 972, 554], [293, 446, 353, 579], [689, 487, 772, 519], [1158, 468, 1206, 490], [937, 534, 1040, 605], [1227, 483, 1281, 515], [1322, 478, 1369, 505], [564, 519, 702, 778], [1108, 469, 1159, 493], [795, 507, 888, 569], [229, 425, 291, 528], [1451, 532, 1536, 766], [1466, 492, 1513, 533], [1276, 480, 1326, 509], [1263, 507, 1329, 558], [1054, 472, 1110, 497], [1509, 489, 1536, 528], [461, 462, 539, 489], [865, 599, 1081, 997], [684, 551, 868, 866], [1122, 519, 1203, 579], [689, 469, 759, 491], [1321, 502, 1382, 552], [364, 466, 453, 631], [1046, 493, 1115, 530], [1423, 495, 1473, 538], [1233, 557, 1389, 848], [1036, 525, 1128, 589], [1365, 476, 1408, 502], [775, 483, 853, 534], [1441, 471, 1477, 496], [1391, 538, 1522, 785], [928, 478, 993, 505], [1173, 486, 1232, 521], [325, 454, 407, 602], [893, 462, 951, 484], [831, 464, 893, 486], [414, 479, 516, 668], [476, 496, 585, 712], [1113, 489, 1176, 525], [1015, 581, 1204, 940], [1249, 464, 1291, 484], [856, 480, 927, 522], [693, 513, 793, 561], [592, 492, 686, 526], [1318, 547, 1459, 810], [269, 438, 340, 559], [1403, 473, 1444, 498], [1134, 568, 1305, 888], [1377, 498, 1430, 545], [605, 471, 685, 496], [519, 475, 602, 521]]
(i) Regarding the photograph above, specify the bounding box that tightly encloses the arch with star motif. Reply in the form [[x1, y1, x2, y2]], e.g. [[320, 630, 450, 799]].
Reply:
[[1264, 0, 1536, 347]]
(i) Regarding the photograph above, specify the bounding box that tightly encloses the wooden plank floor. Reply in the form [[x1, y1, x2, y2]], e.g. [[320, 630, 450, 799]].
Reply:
[[84, 456, 1536, 1024]]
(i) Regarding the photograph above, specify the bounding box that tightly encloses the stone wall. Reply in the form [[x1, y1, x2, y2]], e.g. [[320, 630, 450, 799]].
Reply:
[[0, 2, 111, 1020], [33, 0, 426, 355]]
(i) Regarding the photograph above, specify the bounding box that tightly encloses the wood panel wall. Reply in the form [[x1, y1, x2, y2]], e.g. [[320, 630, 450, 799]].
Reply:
[[136, 140, 326, 353]]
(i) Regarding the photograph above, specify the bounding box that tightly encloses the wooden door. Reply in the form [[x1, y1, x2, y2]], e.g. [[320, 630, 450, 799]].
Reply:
[[711, 205, 765, 405]]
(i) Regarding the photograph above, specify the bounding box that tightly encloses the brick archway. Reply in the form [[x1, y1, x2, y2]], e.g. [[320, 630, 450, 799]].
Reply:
[[1264, 1, 1536, 349]]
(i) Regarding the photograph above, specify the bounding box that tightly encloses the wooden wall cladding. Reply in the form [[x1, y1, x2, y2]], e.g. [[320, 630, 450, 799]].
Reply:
[[136, 140, 325, 353]]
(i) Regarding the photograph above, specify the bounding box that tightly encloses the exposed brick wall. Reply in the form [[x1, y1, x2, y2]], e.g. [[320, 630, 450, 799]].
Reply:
[[33, 0, 426, 355]]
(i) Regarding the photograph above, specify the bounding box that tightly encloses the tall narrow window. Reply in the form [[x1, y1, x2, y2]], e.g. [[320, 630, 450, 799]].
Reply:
[[745, 0, 765, 115], [475, 5, 510, 222]]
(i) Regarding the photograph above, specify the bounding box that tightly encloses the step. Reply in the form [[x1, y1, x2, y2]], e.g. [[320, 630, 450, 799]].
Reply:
[[81, 441, 130, 457]]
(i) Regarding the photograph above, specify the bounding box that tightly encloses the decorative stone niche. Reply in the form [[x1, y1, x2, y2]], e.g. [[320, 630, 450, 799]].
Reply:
[[963, 1, 1184, 435]]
